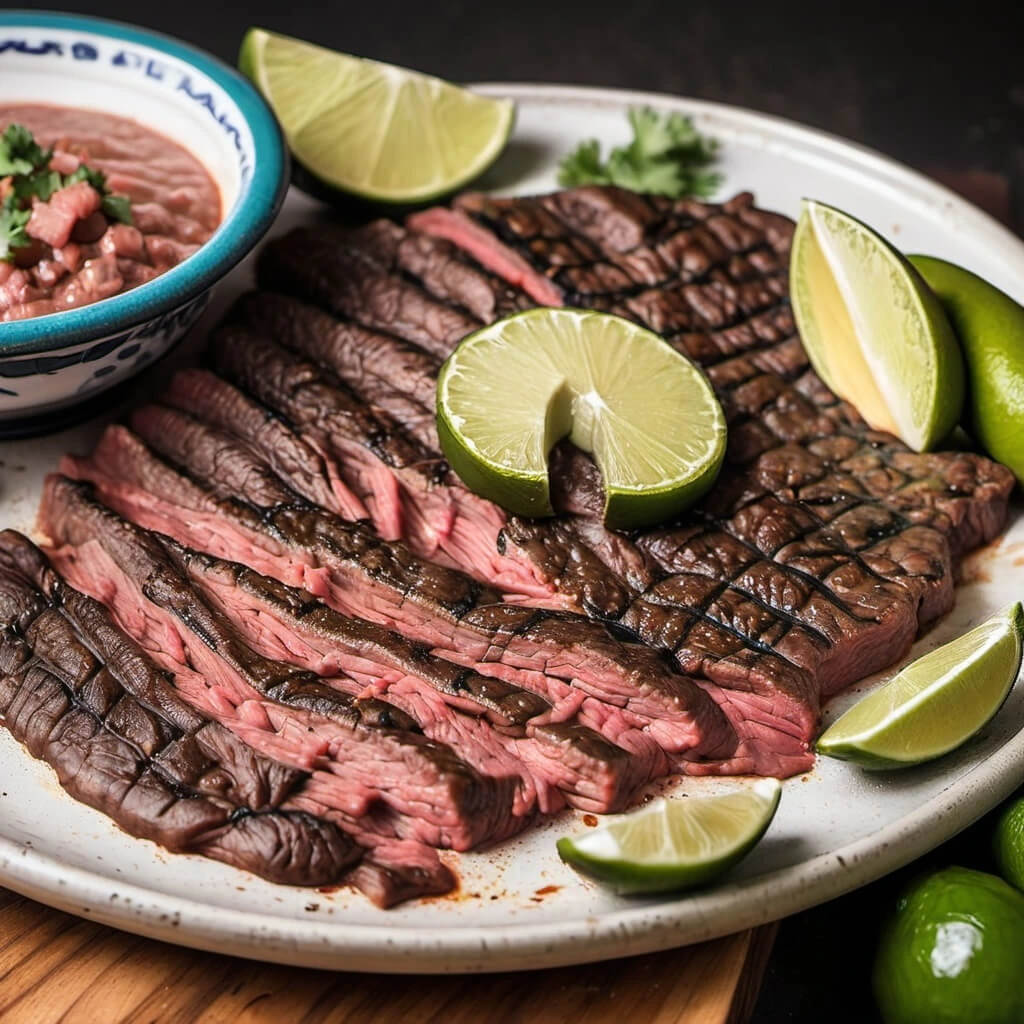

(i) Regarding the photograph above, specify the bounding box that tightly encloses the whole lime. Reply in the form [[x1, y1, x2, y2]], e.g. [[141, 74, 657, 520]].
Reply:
[[994, 796, 1024, 892], [873, 866, 1024, 1024], [909, 255, 1024, 486]]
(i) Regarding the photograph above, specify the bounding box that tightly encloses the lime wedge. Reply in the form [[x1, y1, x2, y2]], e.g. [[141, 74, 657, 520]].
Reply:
[[436, 308, 727, 530], [909, 254, 1024, 487], [789, 199, 964, 451], [239, 29, 515, 205], [818, 603, 1024, 769], [556, 780, 781, 895]]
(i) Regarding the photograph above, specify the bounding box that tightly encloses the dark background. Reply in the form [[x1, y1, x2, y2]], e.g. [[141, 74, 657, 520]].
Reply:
[[14, 0, 1024, 178], [13, 1, 1023, 1019]]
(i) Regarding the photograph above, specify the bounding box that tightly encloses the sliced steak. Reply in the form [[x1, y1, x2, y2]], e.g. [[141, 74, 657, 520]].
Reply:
[[205, 327, 455, 561], [210, 316, 556, 602], [163, 368, 369, 523], [39, 476, 521, 852], [228, 292, 440, 449], [168, 539, 644, 813], [405, 185, 1015, 772], [59, 425, 734, 764], [257, 226, 480, 358], [0, 530, 359, 889]]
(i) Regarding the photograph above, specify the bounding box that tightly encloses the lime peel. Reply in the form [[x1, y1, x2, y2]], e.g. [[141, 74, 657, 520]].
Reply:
[[556, 779, 781, 895], [817, 602, 1024, 769]]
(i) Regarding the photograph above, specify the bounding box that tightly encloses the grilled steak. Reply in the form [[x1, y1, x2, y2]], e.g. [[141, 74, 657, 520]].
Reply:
[[0, 530, 360, 889], [60, 425, 731, 764], [165, 537, 644, 814], [256, 187, 1013, 774], [40, 475, 523, 853], [13, 183, 1014, 903]]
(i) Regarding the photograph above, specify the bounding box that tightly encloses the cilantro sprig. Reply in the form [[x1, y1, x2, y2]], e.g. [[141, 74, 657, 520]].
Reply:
[[0, 122, 133, 263], [558, 108, 722, 199]]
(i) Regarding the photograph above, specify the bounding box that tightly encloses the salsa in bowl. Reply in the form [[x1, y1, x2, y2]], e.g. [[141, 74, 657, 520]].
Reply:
[[0, 12, 287, 435]]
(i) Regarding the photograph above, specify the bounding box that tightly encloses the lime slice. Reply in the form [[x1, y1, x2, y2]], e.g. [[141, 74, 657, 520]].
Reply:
[[239, 28, 515, 205], [436, 308, 727, 530], [556, 780, 781, 895], [818, 603, 1024, 769], [789, 199, 964, 451], [909, 254, 1024, 487]]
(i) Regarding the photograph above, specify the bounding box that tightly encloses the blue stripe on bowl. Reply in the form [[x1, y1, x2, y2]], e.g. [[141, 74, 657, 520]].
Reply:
[[0, 11, 288, 356]]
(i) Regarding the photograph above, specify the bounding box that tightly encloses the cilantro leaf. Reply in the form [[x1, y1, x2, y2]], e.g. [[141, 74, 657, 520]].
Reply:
[[101, 193, 133, 225], [557, 108, 722, 199], [64, 163, 108, 193], [0, 203, 31, 262], [0, 123, 52, 177], [557, 139, 611, 188], [12, 168, 64, 205]]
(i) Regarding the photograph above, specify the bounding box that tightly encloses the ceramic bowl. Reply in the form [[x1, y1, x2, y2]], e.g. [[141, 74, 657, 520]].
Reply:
[[0, 12, 287, 437]]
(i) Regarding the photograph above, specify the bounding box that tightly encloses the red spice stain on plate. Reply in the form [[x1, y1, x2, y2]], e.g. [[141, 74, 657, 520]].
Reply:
[[529, 885, 562, 904]]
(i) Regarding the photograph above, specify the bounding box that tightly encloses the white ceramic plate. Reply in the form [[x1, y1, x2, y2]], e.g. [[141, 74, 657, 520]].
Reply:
[[1, 84, 1023, 974]]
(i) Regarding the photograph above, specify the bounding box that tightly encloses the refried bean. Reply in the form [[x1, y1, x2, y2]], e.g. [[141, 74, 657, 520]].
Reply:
[[0, 104, 222, 322]]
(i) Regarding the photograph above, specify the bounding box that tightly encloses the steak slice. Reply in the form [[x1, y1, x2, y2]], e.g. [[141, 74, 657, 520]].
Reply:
[[210, 313, 556, 601], [60, 425, 734, 764], [40, 475, 521, 853], [257, 226, 480, 359], [168, 539, 644, 814], [0, 530, 359, 889], [204, 327, 456, 563]]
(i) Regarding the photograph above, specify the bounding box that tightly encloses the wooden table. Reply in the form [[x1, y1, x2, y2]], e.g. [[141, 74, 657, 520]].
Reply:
[[0, 890, 777, 1023]]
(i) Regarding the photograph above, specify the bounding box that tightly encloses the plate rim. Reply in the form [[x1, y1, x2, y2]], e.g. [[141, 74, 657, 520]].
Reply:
[[2, 81, 1023, 974]]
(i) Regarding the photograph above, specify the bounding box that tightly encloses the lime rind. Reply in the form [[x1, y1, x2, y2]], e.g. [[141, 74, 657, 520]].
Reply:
[[817, 602, 1024, 769], [790, 199, 964, 452], [239, 28, 515, 205], [909, 253, 1024, 487], [436, 308, 728, 530], [556, 779, 781, 896]]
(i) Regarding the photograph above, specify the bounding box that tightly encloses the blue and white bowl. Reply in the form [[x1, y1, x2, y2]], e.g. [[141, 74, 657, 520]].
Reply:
[[0, 12, 288, 436]]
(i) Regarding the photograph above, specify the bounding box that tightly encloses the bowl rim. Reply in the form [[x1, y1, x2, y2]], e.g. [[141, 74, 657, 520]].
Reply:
[[0, 10, 288, 357]]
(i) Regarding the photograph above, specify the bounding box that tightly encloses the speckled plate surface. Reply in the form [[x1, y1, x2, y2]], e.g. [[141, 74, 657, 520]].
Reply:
[[1, 84, 1023, 974]]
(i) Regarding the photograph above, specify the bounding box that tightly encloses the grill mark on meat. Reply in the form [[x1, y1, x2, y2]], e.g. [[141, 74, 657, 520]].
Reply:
[[166, 539, 645, 813], [40, 476, 522, 853], [60, 425, 734, 765], [208, 325, 453, 557], [0, 530, 360, 889], [257, 226, 480, 358], [163, 369, 369, 522]]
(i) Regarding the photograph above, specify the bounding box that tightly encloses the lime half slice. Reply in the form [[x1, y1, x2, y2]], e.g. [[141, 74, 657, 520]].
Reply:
[[818, 603, 1024, 769], [557, 780, 781, 895], [436, 308, 727, 530], [239, 29, 515, 205], [789, 199, 964, 451]]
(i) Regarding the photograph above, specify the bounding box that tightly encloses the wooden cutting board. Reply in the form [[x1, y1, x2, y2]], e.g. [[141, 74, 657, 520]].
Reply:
[[0, 889, 777, 1023]]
